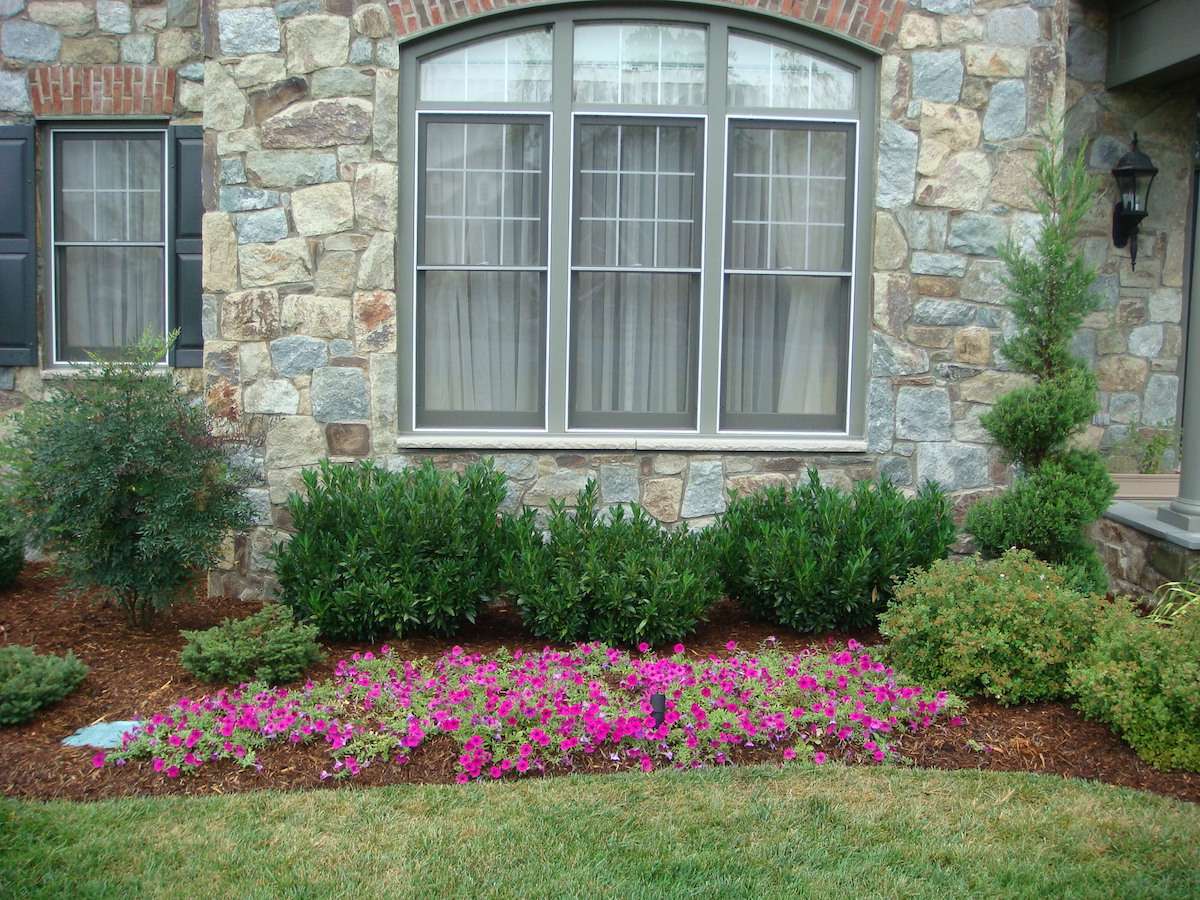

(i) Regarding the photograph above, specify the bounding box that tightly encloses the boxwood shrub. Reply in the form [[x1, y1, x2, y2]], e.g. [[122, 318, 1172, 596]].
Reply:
[[0, 645, 89, 726], [180, 604, 324, 686], [711, 471, 956, 632], [502, 481, 722, 647], [273, 459, 508, 641]]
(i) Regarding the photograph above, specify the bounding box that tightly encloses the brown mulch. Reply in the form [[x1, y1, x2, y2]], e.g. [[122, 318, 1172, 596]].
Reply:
[[1, 564, 1197, 805]]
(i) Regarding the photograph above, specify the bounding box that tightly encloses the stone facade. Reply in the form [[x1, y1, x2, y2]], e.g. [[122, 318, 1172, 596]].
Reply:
[[1090, 516, 1200, 598], [0, 0, 1196, 599]]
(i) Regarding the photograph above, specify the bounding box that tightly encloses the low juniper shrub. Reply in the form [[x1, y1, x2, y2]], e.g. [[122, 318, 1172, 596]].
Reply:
[[502, 481, 722, 647], [1069, 600, 1200, 771], [879, 549, 1104, 705], [272, 459, 508, 642], [0, 645, 89, 726], [180, 604, 324, 686], [711, 471, 956, 632]]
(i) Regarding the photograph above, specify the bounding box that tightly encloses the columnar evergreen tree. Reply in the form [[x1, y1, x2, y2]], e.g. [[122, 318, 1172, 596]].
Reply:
[[965, 132, 1117, 594]]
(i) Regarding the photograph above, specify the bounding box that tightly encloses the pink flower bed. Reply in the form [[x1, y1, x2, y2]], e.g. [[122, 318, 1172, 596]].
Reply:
[[96, 640, 959, 782]]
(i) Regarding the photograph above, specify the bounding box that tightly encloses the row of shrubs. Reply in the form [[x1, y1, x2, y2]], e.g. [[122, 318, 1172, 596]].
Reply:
[[881, 550, 1199, 772], [272, 459, 958, 648]]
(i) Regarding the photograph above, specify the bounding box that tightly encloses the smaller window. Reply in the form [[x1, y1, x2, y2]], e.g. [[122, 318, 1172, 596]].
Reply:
[[419, 28, 554, 103], [574, 23, 707, 105], [52, 131, 166, 363], [727, 33, 855, 110]]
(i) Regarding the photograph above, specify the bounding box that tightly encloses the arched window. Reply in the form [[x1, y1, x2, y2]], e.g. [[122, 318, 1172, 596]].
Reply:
[[397, 6, 877, 439]]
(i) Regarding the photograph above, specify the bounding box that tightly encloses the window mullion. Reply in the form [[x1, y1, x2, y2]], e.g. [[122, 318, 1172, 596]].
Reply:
[[545, 19, 574, 433], [697, 22, 728, 435]]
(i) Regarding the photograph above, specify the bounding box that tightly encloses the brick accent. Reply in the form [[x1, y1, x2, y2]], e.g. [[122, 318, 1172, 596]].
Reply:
[[28, 66, 177, 118], [386, 0, 905, 50]]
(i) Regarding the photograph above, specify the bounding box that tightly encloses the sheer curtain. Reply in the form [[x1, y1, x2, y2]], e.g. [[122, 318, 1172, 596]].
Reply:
[[419, 121, 546, 424]]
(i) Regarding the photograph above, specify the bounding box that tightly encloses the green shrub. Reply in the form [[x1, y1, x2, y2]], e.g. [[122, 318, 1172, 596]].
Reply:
[[1, 334, 251, 625], [711, 471, 956, 632], [879, 549, 1103, 705], [502, 481, 721, 646], [966, 450, 1114, 595], [1069, 601, 1200, 771], [180, 604, 324, 685], [273, 459, 508, 642], [0, 645, 89, 726], [0, 526, 22, 590]]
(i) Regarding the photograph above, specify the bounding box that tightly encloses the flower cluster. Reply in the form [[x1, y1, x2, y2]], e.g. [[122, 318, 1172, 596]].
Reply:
[[97, 640, 958, 782]]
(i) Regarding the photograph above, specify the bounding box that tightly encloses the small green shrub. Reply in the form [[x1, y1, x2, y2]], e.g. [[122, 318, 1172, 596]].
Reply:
[[979, 368, 1099, 471], [180, 604, 324, 686], [502, 481, 721, 646], [711, 471, 956, 632], [0, 645, 89, 726], [1069, 601, 1200, 771], [1, 333, 252, 625], [880, 549, 1103, 705], [273, 459, 508, 642], [0, 526, 22, 590]]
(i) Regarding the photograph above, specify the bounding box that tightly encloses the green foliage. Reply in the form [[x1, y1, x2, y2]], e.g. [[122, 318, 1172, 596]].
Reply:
[[0, 525, 22, 590], [273, 459, 508, 641], [712, 471, 956, 632], [502, 481, 721, 646], [0, 645, 89, 726], [1069, 601, 1200, 771], [1148, 570, 1200, 625], [180, 604, 324, 686], [1104, 427, 1180, 475], [880, 550, 1103, 705], [966, 450, 1115, 595], [967, 131, 1116, 588], [1, 333, 252, 626]]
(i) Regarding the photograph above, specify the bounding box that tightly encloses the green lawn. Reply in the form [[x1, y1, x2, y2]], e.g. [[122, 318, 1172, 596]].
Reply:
[[2, 766, 1197, 899]]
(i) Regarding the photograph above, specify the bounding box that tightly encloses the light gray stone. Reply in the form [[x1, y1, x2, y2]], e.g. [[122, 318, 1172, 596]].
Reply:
[[987, 7, 1040, 46], [167, 0, 198, 28], [0, 70, 31, 112], [899, 209, 948, 251], [276, 0, 322, 17], [353, 163, 398, 232], [960, 260, 1008, 304], [896, 387, 953, 441], [911, 50, 963, 103], [220, 158, 247, 185], [328, 338, 354, 358], [357, 232, 395, 290], [205, 61, 247, 132], [1143, 374, 1179, 426], [681, 460, 726, 518], [28, 1, 91, 34], [374, 69, 399, 162], [914, 0, 972, 12], [243, 378, 300, 415], [120, 34, 156, 64], [1067, 23, 1106, 83], [177, 61, 204, 81], [220, 186, 280, 213], [916, 442, 990, 491], [0, 0, 25, 17], [235, 208, 289, 244], [233, 55, 286, 88], [292, 182, 355, 236], [239, 238, 313, 287], [265, 416, 326, 470], [867, 378, 895, 453], [376, 39, 399, 69], [947, 213, 1007, 256], [983, 80, 1026, 140], [261, 98, 373, 148], [912, 298, 976, 325], [1149, 288, 1182, 323], [201, 294, 220, 341], [349, 37, 373, 65], [600, 465, 640, 504], [311, 67, 374, 98], [877, 122, 918, 209], [285, 15, 349, 73], [219, 8, 281, 56], [244, 150, 338, 188], [2, 20, 61, 61], [282, 294, 351, 338], [492, 455, 538, 481], [203, 213, 239, 293], [1094, 274, 1119, 309], [96, 1, 131, 34], [312, 366, 369, 422], [911, 251, 967, 276], [879, 456, 913, 486], [1128, 324, 1164, 358], [871, 332, 930, 376], [524, 470, 591, 506], [315, 252, 357, 295], [1109, 392, 1140, 425], [271, 338, 328, 381], [244, 488, 272, 526]]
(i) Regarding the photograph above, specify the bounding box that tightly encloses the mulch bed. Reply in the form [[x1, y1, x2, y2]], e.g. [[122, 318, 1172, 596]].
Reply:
[[2, 564, 1197, 805]]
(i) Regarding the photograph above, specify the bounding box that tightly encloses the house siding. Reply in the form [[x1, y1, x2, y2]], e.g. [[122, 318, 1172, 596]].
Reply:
[[0, 0, 1195, 600]]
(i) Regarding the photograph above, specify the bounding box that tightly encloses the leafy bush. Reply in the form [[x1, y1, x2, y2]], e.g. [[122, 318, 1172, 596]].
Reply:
[[273, 459, 508, 641], [0, 645, 89, 726], [711, 471, 956, 632], [1069, 602, 1200, 771], [1, 334, 251, 625], [879, 549, 1103, 704], [0, 526, 22, 590], [964, 132, 1115, 591], [502, 481, 721, 646], [180, 604, 324, 686]]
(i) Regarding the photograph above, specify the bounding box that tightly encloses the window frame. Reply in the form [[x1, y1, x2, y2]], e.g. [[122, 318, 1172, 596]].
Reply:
[[44, 121, 171, 367], [397, 4, 877, 443]]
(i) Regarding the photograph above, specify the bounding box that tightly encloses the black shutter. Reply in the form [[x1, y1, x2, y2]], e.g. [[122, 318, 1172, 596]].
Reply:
[[0, 124, 36, 367], [168, 125, 204, 368]]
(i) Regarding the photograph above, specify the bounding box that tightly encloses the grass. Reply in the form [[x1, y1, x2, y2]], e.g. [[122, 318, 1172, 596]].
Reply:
[[2, 765, 1197, 899]]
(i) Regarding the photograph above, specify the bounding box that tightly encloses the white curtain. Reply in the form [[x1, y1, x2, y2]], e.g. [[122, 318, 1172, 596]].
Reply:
[[61, 248, 163, 359]]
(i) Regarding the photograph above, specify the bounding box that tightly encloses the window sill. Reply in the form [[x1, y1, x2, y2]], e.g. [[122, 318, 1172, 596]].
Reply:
[[395, 434, 869, 453]]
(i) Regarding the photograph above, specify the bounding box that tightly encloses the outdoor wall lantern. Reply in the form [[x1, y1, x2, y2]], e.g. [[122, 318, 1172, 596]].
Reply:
[[1111, 133, 1158, 270]]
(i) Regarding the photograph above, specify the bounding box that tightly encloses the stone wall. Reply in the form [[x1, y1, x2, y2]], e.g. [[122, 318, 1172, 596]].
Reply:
[[1090, 515, 1200, 597]]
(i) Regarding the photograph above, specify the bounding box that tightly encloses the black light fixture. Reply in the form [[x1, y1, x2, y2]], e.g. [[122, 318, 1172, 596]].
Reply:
[[1111, 133, 1158, 271]]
